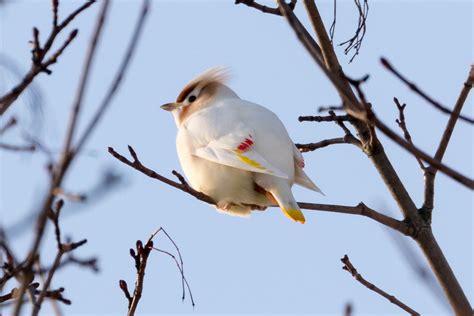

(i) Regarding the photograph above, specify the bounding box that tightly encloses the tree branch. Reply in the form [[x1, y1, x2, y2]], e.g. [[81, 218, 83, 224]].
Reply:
[[298, 113, 350, 122], [337, 0, 369, 63], [296, 137, 356, 152], [381, 58, 473, 124], [31, 199, 88, 316], [422, 65, 474, 213], [108, 146, 410, 234], [296, 111, 362, 151], [235, 0, 297, 16], [119, 228, 194, 315], [393, 97, 425, 171], [341, 255, 420, 315], [0, 1, 96, 116], [0, 143, 36, 152], [0, 116, 17, 135], [273, 0, 472, 313]]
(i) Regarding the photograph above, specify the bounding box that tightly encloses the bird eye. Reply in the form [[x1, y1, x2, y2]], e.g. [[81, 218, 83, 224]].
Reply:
[[188, 95, 196, 103]]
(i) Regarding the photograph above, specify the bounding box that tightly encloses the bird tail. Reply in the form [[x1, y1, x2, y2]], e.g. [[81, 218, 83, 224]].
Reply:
[[268, 183, 305, 224]]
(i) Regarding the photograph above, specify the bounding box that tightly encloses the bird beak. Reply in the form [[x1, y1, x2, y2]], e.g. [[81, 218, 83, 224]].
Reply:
[[160, 102, 178, 111]]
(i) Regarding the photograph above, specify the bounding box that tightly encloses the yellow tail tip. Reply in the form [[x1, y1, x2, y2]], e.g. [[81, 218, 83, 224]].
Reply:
[[282, 208, 306, 224]]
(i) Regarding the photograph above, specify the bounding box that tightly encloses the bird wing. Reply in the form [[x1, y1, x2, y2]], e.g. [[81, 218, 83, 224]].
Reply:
[[193, 131, 289, 179]]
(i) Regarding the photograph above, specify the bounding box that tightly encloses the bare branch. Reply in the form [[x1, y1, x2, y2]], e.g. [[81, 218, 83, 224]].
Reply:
[[393, 97, 425, 171], [381, 58, 474, 124], [348, 76, 474, 189], [328, 0, 336, 43], [60, 2, 109, 163], [338, 0, 369, 63], [108, 146, 410, 234], [108, 145, 214, 204], [120, 228, 194, 315], [341, 255, 420, 315], [296, 137, 355, 152], [31, 200, 88, 316], [423, 66, 474, 213], [34, 255, 99, 275], [0, 143, 36, 152], [125, 239, 152, 316], [0, 117, 17, 135], [297, 110, 361, 151], [235, 0, 297, 16], [318, 105, 344, 112], [298, 113, 350, 122], [152, 227, 194, 306], [0, 1, 96, 116], [286, 0, 365, 119], [301, 202, 411, 234]]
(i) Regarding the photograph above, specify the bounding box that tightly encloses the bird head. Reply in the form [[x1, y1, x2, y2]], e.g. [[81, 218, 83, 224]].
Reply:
[[160, 67, 235, 125]]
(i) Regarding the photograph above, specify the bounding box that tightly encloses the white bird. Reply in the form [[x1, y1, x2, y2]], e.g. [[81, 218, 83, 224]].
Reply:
[[160, 67, 322, 224]]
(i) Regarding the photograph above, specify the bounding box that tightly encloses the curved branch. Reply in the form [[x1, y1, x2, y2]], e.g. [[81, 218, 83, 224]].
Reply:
[[108, 146, 410, 235], [341, 255, 420, 315]]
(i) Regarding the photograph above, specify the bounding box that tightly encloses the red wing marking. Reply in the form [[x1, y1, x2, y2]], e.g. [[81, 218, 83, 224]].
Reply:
[[296, 157, 305, 168], [236, 136, 254, 153]]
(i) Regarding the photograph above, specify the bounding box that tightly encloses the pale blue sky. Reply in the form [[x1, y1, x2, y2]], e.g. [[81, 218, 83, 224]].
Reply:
[[0, 1, 472, 315]]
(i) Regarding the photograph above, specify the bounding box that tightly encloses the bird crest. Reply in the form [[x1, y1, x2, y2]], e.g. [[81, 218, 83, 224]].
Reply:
[[176, 66, 230, 103]]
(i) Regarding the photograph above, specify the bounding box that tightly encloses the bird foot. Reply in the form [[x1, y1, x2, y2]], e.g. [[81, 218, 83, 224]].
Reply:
[[216, 201, 234, 211]]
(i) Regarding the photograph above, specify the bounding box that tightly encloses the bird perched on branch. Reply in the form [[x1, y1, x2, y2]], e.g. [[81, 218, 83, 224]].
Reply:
[[160, 68, 322, 223]]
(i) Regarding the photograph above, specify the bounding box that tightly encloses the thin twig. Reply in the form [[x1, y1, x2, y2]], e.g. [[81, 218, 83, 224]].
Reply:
[[120, 228, 194, 315], [296, 137, 355, 152], [34, 255, 99, 274], [338, 0, 368, 63], [318, 105, 344, 112], [297, 110, 362, 151], [341, 255, 420, 315], [393, 97, 425, 171], [0, 143, 36, 152], [108, 146, 410, 235], [287, 0, 365, 120], [329, 0, 336, 44], [235, 0, 297, 16], [381, 58, 473, 124], [153, 227, 194, 306], [0, 117, 17, 135], [152, 247, 195, 307]]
